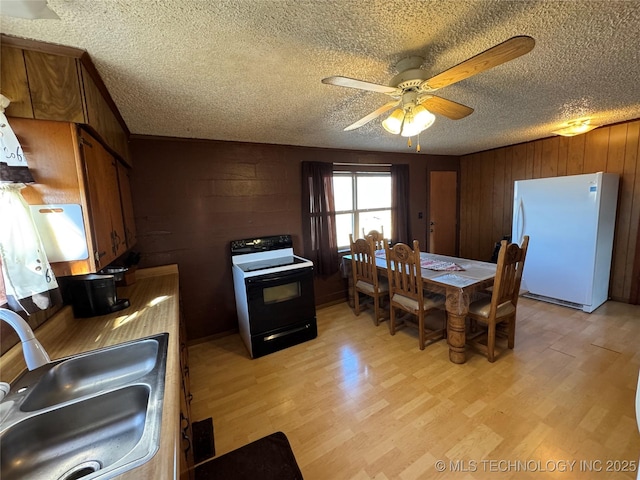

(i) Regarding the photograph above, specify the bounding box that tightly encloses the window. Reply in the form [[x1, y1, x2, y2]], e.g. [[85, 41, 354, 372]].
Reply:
[[334, 171, 392, 249]]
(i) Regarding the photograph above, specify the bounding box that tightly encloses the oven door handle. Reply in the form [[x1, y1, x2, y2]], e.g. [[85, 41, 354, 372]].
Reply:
[[246, 268, 312, 285]]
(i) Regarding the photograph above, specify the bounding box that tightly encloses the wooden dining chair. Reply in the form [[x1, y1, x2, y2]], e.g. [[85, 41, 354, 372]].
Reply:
[[362, 227, 386, 251], [349, 234, 389, 326], [384, 240, 446, 350], [466, 236, 529, 362]]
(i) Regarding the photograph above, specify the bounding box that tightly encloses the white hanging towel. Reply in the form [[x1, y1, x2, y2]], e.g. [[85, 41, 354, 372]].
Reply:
[[0, 95, 60, 313]]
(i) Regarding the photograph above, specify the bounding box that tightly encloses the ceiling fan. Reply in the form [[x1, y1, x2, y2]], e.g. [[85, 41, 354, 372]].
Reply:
[[322, 36, 535, 140]]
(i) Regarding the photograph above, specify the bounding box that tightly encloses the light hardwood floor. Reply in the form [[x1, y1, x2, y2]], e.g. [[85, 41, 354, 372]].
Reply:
[[189, 298, 640, 479]]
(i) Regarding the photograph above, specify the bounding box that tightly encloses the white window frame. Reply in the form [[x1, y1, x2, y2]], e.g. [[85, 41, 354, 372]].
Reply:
[[333, 170, 392, 250]]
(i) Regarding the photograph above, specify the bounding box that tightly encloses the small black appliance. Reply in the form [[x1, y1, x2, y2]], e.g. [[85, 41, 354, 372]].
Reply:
[[67, 274, 130, 318]]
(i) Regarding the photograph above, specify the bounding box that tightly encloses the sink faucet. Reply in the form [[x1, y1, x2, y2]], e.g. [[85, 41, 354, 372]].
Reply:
[[0, 308, 50, 371]]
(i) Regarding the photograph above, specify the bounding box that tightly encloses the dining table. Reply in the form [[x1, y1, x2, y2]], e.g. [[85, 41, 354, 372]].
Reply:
[[343, 250, 497, 364]]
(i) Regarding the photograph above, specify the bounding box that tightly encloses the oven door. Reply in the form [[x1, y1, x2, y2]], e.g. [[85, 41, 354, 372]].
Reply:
[[245, 266, 315, 333]]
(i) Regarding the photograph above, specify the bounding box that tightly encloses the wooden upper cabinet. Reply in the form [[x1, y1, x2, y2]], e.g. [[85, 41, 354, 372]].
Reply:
[[0, 36, 131, 166], [0, 45, 33, 118], [15, 118, 96, 276], [23, 50, 85, 123], [12, 117, 135, 277], [79, 130, 127, 268], [81, 64, 130, 163]]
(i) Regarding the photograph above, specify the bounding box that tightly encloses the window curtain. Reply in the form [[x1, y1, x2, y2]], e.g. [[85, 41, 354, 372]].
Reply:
[[0, 95, 61, 313], [301, 161, 339, 276], [391, 164, 411, 245]]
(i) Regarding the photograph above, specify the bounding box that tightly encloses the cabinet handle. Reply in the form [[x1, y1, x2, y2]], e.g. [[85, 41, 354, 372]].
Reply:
[[94, 250, 106, 264], [110, 230, 123, 255], [182, 431, 192, 454], [180, 412, 189, 430], [110, 230, 117, 255]]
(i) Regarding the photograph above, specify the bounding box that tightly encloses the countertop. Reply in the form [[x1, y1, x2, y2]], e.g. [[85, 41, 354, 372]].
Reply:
[[0, 264, 182, 480]]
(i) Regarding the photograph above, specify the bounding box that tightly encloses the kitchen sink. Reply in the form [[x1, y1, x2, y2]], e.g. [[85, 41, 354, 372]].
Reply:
[[2, 386, 150, 480], [20, 336, 161, 411], [0, 333, 168, 480]]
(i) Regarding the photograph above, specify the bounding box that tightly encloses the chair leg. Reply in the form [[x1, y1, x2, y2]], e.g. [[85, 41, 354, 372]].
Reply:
[[373, 295, 380, 326], [418, 310, 425, 351], [470, 319, 478, 333], [354, 290, 360, 316], [487, 321, 496, 362], [507, 315, 516, 349], [389, 305, 396, 335]]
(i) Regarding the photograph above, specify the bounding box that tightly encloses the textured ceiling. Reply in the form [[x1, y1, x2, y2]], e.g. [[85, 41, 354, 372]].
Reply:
[[1, 0, 639, 155]]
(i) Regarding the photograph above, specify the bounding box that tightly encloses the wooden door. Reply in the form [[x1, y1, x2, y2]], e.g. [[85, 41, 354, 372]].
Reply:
[[428, 171, 457, 256]]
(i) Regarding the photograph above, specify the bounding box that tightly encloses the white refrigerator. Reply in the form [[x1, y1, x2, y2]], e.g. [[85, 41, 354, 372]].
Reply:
[[512, 172, 619, 313]]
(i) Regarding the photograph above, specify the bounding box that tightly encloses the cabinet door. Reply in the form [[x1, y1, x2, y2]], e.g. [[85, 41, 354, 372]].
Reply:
[[23, 50, 85, 122], [81, 64, 131, 165], [1, 37, 131, 165], [117, 161, 137, 249], [0, 46, 34, 118], [12, 118, 97, 276], [79, 130, 127, 268], [179, 311, 195, 479]]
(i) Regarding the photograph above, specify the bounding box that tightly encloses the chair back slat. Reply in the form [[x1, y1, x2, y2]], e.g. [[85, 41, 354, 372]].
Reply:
[[385, 240, 423, 305], [491, 236, 529, 314], [349, 234, 379, 288]]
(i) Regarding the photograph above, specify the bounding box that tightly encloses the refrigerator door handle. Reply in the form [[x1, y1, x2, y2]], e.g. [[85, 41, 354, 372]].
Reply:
[[516, 198, 525, 244]]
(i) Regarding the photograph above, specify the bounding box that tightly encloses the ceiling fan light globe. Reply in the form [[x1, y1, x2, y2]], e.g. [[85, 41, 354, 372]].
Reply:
[[401, 124, 423, 137], [401, 115, 424, 137], [413, 106, 436, 130], [382, 109, 404, 134]]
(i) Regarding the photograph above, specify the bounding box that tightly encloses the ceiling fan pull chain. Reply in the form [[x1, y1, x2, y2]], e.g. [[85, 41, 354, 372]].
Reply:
[[407, 137, 412, 148], [417, 133, 421, 153]]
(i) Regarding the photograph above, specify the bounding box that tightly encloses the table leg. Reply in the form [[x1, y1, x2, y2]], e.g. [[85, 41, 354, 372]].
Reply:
[[445, 289, 470, 364]]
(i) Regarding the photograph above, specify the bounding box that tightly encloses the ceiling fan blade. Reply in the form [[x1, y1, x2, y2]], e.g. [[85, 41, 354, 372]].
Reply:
[[344, 101, 400, 131], [419, 95, 474, 120], [421, 36, 535, 91], [322, 76, 401, 95]]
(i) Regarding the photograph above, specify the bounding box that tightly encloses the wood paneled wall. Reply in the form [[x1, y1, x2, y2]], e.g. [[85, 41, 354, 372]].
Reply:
[[460, 119, 640, 303], [129, 137, 442, 341]]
